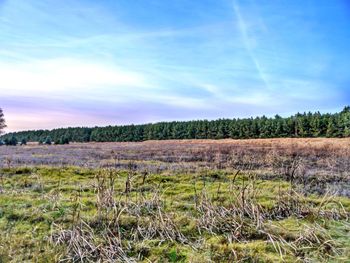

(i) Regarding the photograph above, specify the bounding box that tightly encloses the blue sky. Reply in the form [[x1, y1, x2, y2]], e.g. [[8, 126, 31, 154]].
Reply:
[[1, 0, 350, 131]]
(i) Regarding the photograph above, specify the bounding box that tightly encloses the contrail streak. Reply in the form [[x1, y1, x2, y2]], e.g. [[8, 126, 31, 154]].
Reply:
[[232, 0, 271, 90]]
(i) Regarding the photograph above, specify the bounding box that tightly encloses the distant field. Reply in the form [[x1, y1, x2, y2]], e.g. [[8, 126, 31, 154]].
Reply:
[[0, 138, 350, 262], [1, 138, 350, 168], [1, 138, 350, 194]]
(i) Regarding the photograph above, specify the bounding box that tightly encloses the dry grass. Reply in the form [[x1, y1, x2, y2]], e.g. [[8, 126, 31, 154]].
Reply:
[[1, 138, 349, 196], [1, 138, 350, 169], [1, 138, 350, 262], [0, 165, 349, 262]]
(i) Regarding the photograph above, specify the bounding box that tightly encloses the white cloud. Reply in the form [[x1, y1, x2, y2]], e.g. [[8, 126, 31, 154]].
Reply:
[[0, 58, 150, 97]]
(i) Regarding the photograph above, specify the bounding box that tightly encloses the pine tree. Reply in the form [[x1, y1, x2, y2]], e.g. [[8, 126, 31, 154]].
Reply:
[[44, 136, 52, 145], [340, 107, 350, 137], [0, 108, 6, 135], [344, 126, 350, 137], [5, 136, 18, 146], [61, 136, 69, 144], [326, 119, 336, 138], [21, 138, 27, 145], [310, 112, 321, 137]]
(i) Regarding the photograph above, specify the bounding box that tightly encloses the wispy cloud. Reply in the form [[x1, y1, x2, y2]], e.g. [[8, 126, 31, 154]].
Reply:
[[0, 58, 151, 98], [232, 0, 271, 91]]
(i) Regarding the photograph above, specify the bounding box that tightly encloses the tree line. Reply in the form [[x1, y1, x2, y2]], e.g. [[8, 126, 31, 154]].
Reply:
[[1, 107, 350, 144]]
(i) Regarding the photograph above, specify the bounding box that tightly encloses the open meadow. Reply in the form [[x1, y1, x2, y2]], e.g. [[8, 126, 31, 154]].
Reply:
[[0, 138, 350, 262], [2, 0, 349, 261]]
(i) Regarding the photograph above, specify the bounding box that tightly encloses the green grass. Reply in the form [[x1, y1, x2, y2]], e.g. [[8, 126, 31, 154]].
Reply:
[[0, 167, 349, 262]]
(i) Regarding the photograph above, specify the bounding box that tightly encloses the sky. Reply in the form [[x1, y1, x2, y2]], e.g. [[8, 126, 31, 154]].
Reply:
[[1, 0, 350, 132]]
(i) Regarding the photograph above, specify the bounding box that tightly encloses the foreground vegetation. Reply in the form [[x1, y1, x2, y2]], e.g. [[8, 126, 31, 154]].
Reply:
[[0, 165, 349, 262], [2, 107, 350, 143]]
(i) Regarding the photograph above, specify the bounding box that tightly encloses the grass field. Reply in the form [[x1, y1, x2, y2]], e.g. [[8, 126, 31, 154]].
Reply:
[[0, 139, 350, 262]]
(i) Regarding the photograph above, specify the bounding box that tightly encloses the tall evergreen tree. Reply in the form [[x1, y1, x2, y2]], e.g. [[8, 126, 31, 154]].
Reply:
[[0, 108, 6, 135], [326, 118, 336, 138], [340, 107, 350, 137]]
